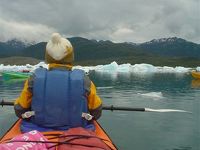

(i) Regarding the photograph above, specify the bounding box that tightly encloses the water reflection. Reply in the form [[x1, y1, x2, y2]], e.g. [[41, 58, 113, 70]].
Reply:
[[2, 79, 26, 85], [0, 71, 199, 150], [191, 79, 200, 88]]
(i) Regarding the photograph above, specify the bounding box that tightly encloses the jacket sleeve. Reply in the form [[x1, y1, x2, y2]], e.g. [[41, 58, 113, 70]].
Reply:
[[84, 75, 102, 120], [14, 77, 33, 118]]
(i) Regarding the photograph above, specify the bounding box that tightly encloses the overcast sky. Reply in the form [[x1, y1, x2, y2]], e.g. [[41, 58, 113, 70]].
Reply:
[[0, 0, 199, 43]]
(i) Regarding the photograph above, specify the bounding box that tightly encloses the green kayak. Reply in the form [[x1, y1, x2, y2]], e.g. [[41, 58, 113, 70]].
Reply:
[[2, 71, 31, 80]]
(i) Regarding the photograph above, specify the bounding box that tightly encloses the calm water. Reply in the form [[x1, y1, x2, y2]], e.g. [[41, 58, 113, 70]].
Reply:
[[0, 71, 200, 150]]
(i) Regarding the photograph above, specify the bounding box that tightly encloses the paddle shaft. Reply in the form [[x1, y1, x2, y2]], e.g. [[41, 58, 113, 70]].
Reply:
[[1, 101, 145, 111], [0, 100, 14, 106], [102, 105, 145, 111], [0, 100, 189, 113], [0, 101, 146, 111]]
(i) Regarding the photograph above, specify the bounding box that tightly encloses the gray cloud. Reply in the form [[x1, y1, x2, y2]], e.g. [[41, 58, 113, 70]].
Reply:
[[0, 0, 199, 43]]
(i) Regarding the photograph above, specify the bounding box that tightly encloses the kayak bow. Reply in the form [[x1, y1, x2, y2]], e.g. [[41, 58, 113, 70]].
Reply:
[[0, 119, 117, 150]]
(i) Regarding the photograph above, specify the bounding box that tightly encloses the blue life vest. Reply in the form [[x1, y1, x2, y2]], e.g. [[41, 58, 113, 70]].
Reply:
[[23, 68, 90, 131]]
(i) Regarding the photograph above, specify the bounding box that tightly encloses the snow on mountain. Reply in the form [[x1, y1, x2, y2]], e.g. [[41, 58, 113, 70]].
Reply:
[[5, 39, 33, 48], [143, 37, 187, 45]]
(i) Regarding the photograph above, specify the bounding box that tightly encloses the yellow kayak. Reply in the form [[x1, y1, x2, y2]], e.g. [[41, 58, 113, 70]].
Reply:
[[191, 71, 200, 79]]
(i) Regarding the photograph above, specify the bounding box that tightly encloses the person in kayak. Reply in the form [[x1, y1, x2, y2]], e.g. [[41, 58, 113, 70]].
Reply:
[[14, 33, 102, 132]]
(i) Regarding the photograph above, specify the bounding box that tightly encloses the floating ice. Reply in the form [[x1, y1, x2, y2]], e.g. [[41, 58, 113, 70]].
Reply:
[[196, 67, 200, 72], [174, 66, 190, 73], [97, 86, 113, 90], [94, 61, 132, 73], [0, 64, 33, 72], [131, 64, 158, 73], [0, 62, 48, 72], [0, 61, 198, 74], [138, 92, 164, 99]]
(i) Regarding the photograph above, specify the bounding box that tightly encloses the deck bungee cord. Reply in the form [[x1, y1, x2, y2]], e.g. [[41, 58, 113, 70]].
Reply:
[[6, 139, 113, 150], [1, 126, 116, 150]]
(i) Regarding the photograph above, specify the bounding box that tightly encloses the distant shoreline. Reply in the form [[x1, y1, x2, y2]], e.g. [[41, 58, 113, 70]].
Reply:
[[0, 56, 200, 68], [0, 56, 41, 65]]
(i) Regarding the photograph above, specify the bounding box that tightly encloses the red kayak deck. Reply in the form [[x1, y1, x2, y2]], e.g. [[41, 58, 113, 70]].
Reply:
[[0, 119, 117, 150]]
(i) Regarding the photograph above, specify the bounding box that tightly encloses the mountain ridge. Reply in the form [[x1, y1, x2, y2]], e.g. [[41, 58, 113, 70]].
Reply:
[[0, 37, 200, 67]]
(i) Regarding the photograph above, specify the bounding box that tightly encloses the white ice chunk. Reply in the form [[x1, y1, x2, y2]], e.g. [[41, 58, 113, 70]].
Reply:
[[138, 92, 163, 99], [174, 66, 191, 73], [196, 67, 200, 72], [131, 64, 158, 73]]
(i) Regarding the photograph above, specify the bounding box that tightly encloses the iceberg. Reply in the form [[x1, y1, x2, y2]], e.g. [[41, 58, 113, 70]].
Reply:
[[196, 67, 200, 72], [0, 62, 48, 73], [94, 61, 132, 73], [131, 64, 158, 73]]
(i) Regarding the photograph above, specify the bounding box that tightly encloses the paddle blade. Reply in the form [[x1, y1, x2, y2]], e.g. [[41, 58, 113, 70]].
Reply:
[[145, 108, 192, 113]]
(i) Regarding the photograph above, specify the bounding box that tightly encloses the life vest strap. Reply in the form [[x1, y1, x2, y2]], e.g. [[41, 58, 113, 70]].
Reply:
[[82, 113, 93, 121], [22, 111, 35, 119]]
